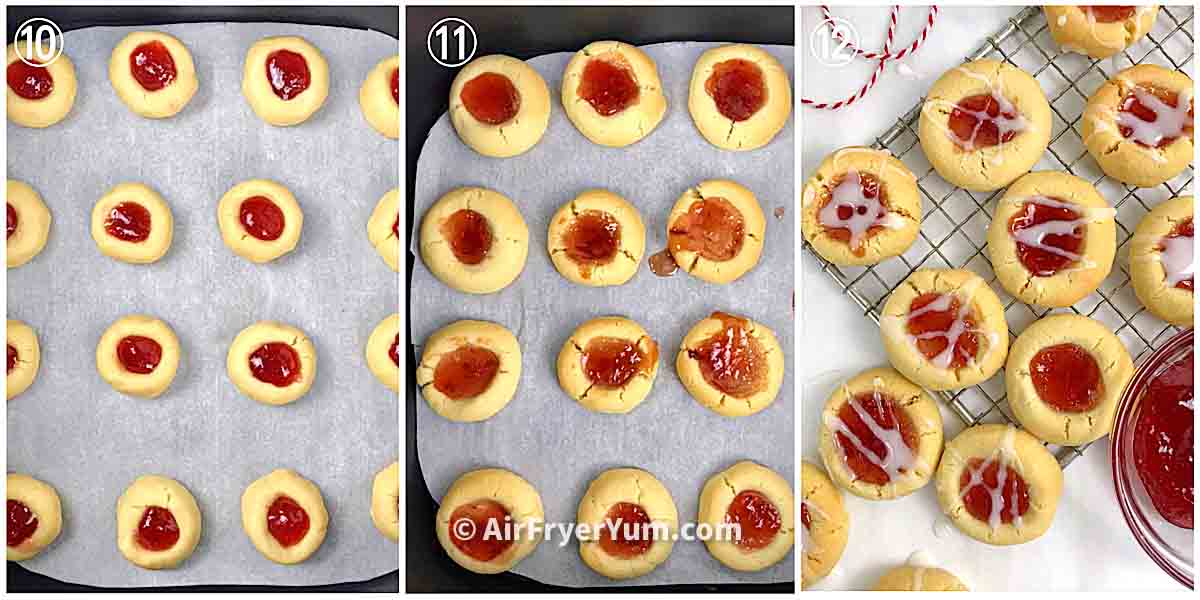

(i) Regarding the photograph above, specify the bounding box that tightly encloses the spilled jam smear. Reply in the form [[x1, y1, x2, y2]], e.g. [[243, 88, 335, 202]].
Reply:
[[1029, 343, 1103, 412], [668, 197, 745, 262], [136, 506, 180, 551], [130, 41, 177, 91], [687, 312, 767, 398], [449, 499, 513, 561], [725, 490, 781, 551], [265, 49, 310, 101], [1133, 345, 1194, 529], [105, 202, 153, 243], [599, 502, 653, 558], [432, 344, 500, 399], [705, 59, 766, 122], [441, 209, 492, 265], [1008, 196, 1086, 277], [6, 60, 53, 100], [578, 55, 639, 116], [460, 72, 520, 125], [947, 92, 1027, 151], [828, 390, 920, 486]]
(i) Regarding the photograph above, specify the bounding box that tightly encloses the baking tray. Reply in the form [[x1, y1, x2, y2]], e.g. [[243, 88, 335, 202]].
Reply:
[[802, 5, 1194, 468]]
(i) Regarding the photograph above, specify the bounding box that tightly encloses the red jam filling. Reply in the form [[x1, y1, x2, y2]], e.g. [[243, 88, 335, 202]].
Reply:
[[578, 56, 639, 116], [959, 457, 1030, 525], [105, 202, 152, 243], [725, 490, 781, 551], [820, 171, 889, 255], [1119, 86, 1194, 148], [129, 41, 177, 92], [432, 344, 500, 399], [704, 59, 766, 122], [239, 196, 286, 242], [389, 334, 399, 367], [906, 293, 980, 369], [249, 342, 301, 387], [6, 203, 16, 238], [581, 336, 654, 388], [1008, 198, 1084, 277], [1087, 6, 1138, 23], [265, 49, 310, 101], [390, 68, 399, 104], [267, 495, 310, 547], [1133, 346, 1194, 529], [1029, 343, 1104, 413], [441, 209, 492, 265], [800, 501, 812, 531], [460, 72, 520, 125], [599, 502, 653, 558], [563, 210, 620, 279], [668, 197, 746, 262], [836, 391, 919, 485], [6, 344, 16, 374], [117, 335, 163, 375], [6, 60, 53, 100], [7, 499, 37, 547], [687, 312, 767, 398], [1162, 218, 1194, 291], [136, 506, 180, 551], [392, 216, 399, 239], [449, 499, 513, 562], [948, 93, 1021, 150]]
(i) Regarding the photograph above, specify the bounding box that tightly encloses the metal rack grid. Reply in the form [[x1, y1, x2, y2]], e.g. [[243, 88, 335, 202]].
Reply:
[[805, 5, 1195, 467]]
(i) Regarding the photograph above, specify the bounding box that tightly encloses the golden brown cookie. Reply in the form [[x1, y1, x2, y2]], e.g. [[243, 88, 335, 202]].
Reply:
[[577, 467, 678, 580], [6, 179, 52, 268], [1130, 196, 1194, 326], [91, 182, 174, 264], [420, 186, 529, 294], [240, 469, 329, 564], [800, 461, 848, 589], [217, 179, 304, 264], [450, 55, 551, 158], [108, 31, 198, 118], [698, 460, 794, 572], [556, 316, 659, 414], [226, 321, 317, 406], [667, 180, 765, 284], [436, 468, 544, 575], [548, 189, 645, 286], [873, 565, 969, 591], [6, 473, 62, 561], [96, 314, 181, 399], [1044, 5, 1159, 59], [7, 42, 76, 128], [7, 318, 40, 401], [359, 55, 399, 138], [417, 320, 521, 422], [116, 475, 203, 569], [688, 44, 791, 151], [561, 41, 667, 147], [242, 36, 329, 126], [676, 311, 784, 417]]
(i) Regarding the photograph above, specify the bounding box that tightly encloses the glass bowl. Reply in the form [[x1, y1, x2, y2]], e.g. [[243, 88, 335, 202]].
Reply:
[[1111, 327, 1193, 589]]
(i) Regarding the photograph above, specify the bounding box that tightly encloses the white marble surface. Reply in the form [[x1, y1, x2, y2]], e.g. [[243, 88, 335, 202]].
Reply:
[[800, 6, 1184, 592]]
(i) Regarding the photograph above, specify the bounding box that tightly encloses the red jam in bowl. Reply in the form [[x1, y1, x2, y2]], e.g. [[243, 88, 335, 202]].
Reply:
[[1133, 345, 1194, 529]]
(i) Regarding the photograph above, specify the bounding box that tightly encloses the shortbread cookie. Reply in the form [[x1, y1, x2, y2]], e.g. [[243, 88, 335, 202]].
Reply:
[[420, 186, 529, 294], [417, 320, 521, 422], [561, 41, 667, 147], [667, 180, 765, 284], [688, 44, 791, 151], [676, 311, 784, 417], [800, 462, 848, 589], [366, 313, 400, 392], [6, 473, 62, 561], [109, 31, 198, 118], [699, 460, 794, 572], [242, 36, 329, 126], [217, 179, 303, 264], [116, 475, 202, 569], [577, 468, 677, 580], [91, 182, 174, 264], [226, 320, 316, 406], [1130, 196, 1194, 326], [1044, 5, 1159, 59], [556, 316, 659, 414], [548, 189, 645, 286], [436, 468, 544, 574], [7, 42, 76, 128], [6, 179, 52, 268], [7, 318, 40, 401], [450, 55, 551, 157], [368, 188, 400, 272], [96, 314, 181, 399], [241, 469, 329, 564], [359, 55, 399, 138], [371, 461, 399, 542], [873, 565, 969, 591]]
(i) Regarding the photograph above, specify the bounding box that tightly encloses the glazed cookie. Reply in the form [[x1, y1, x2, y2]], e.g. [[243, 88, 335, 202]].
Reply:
[[7, 42, 76, 128], [1006, 314, 1134, 446], [91, 182, 174, 264], [919, 59, 1052, 192], [676, 311, 784, 417], [420, 187, 529, 294], [368, 188, 400, 272], [6, 179, 52, 268], [7, 318, 40, 401], [359, 55, 398, 138], [799, 462, 848, 589], [1130, 196, 1194, 326], [801, 147, 921, 266], [667, 180, 766, 284], [450, 55, 551, 158], [108, 31, 198, 118], [371, 461, 399, 542], [1045, 5, 1159, 59], [561, 41, 667, 147], [226, 320, 317, 406], [242, 36, 329, 126], [417, 320, 521, 422], [935, 424, 1064, 546], [556, 316, 659, 414], [818, 367, 944, 500], [987, 171, 1117, 308], [6, 473, 62, 561], [577, 468, 678, 580], [217, 179, 304, 264], [436, 468, 544, 574], [116, 475, 202, 569], [548, 189, 645, 286], [366, 313, 400, 392], [880, 269, 1009, 391], [873, 565, 969, 591], [241, 469, 329, 564], [688, 44, 791, 151], [96, 314, 181, 399], [1082, 64, 1193, 188], [698, 460, 794, 572]]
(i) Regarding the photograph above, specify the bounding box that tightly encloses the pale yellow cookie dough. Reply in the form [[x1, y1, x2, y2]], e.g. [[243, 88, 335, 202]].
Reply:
[[698, 460, 794, 572], [91, 182, 174, 264], [1044, 5, 1159, 59], [217, 179, 303, 264], [108, 31, 198, 118], [226, 320, 317, 406], [688, 44, 791, 151], [561, 41, 667, 147], [6, 473, 62, 561], [116, 474, 203, 569], [676, 311, 785, 417], [241, 468, 329, 564], [96, 314, 181, 399], [7, 318, 40, 401], [547, 189, 646, 286], [800, 461, 848, 589], [242, 36, 329, 126], [359, 54, 398, 138], [1130, 196, 1194, 326], [420, 186, 529, 294], [368, 188, 400, 272], [577, 467, 678, 580], [371, 461, 399, 542], [667, 180, 766, 284], [436, 468, 544, 574], [6, 179, 51, 268], [6, 42, 76, 128], [873, 565, 969, 591], [417, 320, 521, 422], [449, 55, 551, 158], [556, 316, 659, 414], [367, 313, 400, 393]]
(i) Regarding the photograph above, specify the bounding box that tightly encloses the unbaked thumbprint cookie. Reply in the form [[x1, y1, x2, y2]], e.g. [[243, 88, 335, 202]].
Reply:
[[116, 475, 202, 569], [818, 367, 944, 500], [561, 41, 667, 147], [436, 468, 544, 575], [935, 424, 1063, 546], [359, 54, 399, 138], [577, 468, 678, 580], [556, 316, 659, 414], [420, 187, 529, 294], [919, 59, 1051, 192], [677, 311, 784, 417], [548, 189, 646, 286], [1045, 5, 1159, 59], [7, 473, 62, 561], [666, 180, 765, 284], [226, 321, 317, 406], [218, 179, 304, 264], [801, 147, 921, 266], [987, 171, 1117, 308], [367, 313, 400, 392], [368, 188, 400, 272], [880, 268, 1008, 391], [242, 36, 329, 126], [6, 42, 76, 128], [799, 462, 848, 589], [6, 179, 52, 268], [699, 460, 794, 572], [371, 461, 400, 542], [450, 55, 551, 158], [96, 314, 181, 399], [417, 320, 521, 423], [108, 31, 198, 118], [688, 44, 791, 151], [241, 469, 329, 564], [7, 319, 41, 401], [91, 183, 174, 264], [1131, 195, 1194, 326]]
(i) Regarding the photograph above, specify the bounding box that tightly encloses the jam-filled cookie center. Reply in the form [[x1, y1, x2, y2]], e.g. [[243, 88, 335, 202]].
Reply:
[[705, 58, 767, 122], [460, 72, 520, 126], [7, 499, 38, 547], [669, 196, 746, 262], [725, 490, 781, 551], [1008, 195, 1086, 277], [818, 170, 895, 256], [390, 68, 399, 104], [688, 312, 768, 398], [599, 501, 653, 558], [578, 54, 639, 117], [1159, 217, 1194, 291], [449, 499, 512, 562], [6, 60, 53, 100], [106, 202, 153, 243], [958, 456, 1030, 527], [239, 195, 286, 242], [1087, 5, 1139, 23], [7, 203, 17, 238], [6, 344, 16, 374], [440, 209, 493, 266], [136, 505, 180, 551], [1118, 85, 1194, 149], [1030, 343, 1104, 413], [563, 210, 621, 275], [906, 292, 981, 370], [389, 334, 400, 367], [266, 495, 310, 547], [265, 49, 310, 101], [130, 41, 177, 92], [117, 335, 163, 375], [580, 336, 653, 388], [432, 344, 500, 400], [249, 342, 301, 387], [831, 391, 920, 486], [948, 92, 1027, 151]]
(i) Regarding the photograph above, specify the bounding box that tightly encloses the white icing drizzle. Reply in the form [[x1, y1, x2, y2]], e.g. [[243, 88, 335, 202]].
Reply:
[[825, 378, 926, 484], [945, 68, 1029, 152], [1009, 195, 1087, 263], [818, 170, 905, 251], [1116, 86, 1194, 148], [905, 294, 975, 370], [1160, 228, 1194, 287], [958, 425, 1027, 532], [800, 499, 829, 555], [799, 501, 813, 553], [1057, 14, 1068, 27], [1085, 6, 1155, 50]]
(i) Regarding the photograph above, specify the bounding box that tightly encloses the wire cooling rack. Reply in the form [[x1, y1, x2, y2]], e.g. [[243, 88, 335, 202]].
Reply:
[[805, 5, 1195, 467]]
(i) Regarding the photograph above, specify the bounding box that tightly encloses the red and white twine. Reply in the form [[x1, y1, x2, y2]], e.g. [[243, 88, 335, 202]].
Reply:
[[802, 5, 939, 110]]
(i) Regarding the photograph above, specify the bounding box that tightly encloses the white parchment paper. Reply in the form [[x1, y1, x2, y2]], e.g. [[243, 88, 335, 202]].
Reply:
[[411, 42, 794, 587], [7, 23, 397, 587]]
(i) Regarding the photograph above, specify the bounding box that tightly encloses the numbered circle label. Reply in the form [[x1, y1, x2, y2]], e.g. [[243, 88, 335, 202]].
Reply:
[[427, 17, 478, 68], [13, 18, 65, 67], [810, 16, 859, 68]]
